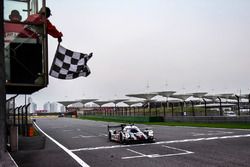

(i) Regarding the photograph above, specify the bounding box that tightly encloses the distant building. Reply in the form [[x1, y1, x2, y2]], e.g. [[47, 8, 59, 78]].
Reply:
[[27, 97, 37, 113], [42, 102, 64, 112], [60, 105, 66, 112], [43, 102, 50, 112], [50, 102, 58, 112], [30, 103, 37, 113]]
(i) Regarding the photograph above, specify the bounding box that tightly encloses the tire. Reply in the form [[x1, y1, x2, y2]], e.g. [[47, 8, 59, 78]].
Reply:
[[148, 138, 155, 143], [108, 132, 112, 141], [119, 132, 124, 144]]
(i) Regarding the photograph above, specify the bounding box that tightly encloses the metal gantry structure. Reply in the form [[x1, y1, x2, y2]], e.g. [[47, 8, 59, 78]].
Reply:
[[59, 91, 250, 117]]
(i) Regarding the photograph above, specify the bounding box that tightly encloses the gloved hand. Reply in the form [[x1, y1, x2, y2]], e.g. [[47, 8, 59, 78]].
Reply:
[[58, 37, 62, 43]]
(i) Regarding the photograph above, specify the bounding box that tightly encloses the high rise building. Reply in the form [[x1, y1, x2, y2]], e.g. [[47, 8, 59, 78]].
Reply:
[[50, 102, 58, 113], [27, 97, 37, 113], [43, 102, 50, 112]]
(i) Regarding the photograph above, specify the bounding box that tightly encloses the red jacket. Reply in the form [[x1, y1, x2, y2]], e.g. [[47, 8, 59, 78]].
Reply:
[[26, 13, 63, 38]]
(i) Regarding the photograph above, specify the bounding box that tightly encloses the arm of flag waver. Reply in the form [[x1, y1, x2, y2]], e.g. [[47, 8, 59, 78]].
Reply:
[[49, 44, 93, 80]]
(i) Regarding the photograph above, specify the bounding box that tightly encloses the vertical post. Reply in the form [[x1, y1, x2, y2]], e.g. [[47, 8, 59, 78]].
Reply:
[[191, 100, 195, 116], [113, 103, 116, 116], [43, 0, 49, 87], [217, 97, 223, 116], [248, 94, 250, 116], [149, 101, 151, 116], [235, 95, 240, 116], [171, 103, 174, 116], [143, 106, 145, 116], [25, 104, 30, 136], [13, 96, 16, 124], [163, 103, 166, 117], [202, 98, 207, 116], [17, 106, 22, 134], [180, 102, 184, 116], [21, 106, 25, 136], [155, 102, 157, 116], [0, 0, 6, 154]]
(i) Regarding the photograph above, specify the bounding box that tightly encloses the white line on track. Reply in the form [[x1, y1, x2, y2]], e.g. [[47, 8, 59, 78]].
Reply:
[[70, 133, 250, 152], [122, 145, 194, 159], [8, 152, 19, 167], [127, 148, 146, 156], [72, 134, 108, 139], [33, 122, 90, 167], [191, 131, 233, 136], [72, 135, 96, 138], [161, 145, 193, 154]]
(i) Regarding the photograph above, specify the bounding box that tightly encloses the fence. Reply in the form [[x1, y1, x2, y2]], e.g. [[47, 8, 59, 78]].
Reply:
[[78, 102, 250, 118], [6, 96, 32, 151]]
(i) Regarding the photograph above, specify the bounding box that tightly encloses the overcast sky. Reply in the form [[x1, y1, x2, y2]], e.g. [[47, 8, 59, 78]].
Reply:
[[13, 0, 250, 108]]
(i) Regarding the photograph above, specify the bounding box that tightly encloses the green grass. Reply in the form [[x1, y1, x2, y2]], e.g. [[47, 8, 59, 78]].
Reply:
[[80, 116, 250, 129], [146, 122, 250, 129]]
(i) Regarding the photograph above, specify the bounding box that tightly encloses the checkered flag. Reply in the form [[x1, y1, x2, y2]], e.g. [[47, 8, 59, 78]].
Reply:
[[49, 44, 92, 79]]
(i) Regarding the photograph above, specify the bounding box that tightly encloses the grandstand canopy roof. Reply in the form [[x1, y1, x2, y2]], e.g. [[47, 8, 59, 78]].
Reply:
[[112, 99, 128, 104], [156, 91, 176, 97], [192, 92, 208, 98], [79, 99, 98, 105], [93, 100, 114, 106], [126, 93, 157, 100], [123, 101, 143, 106], [170, 93, 193, 100], [57, 101, 79, 107], [218, 93, 234, 99], [203, 95, 218, 101]]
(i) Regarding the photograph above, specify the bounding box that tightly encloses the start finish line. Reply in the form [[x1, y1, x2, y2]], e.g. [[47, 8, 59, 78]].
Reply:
[[122, 145, 194, 160], [70, 133, 250, 152]]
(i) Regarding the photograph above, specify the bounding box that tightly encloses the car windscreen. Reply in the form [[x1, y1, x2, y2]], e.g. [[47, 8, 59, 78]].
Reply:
[[130, 128, 139, 133]]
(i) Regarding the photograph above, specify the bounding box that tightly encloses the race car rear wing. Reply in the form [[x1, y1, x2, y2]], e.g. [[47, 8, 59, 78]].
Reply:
[[107, 124, 136, 131], [107, 124, 126, 131]]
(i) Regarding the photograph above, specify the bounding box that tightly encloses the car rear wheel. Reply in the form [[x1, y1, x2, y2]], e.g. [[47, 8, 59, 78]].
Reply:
[[119, 132, 124, 144], [108, 132, 112, 141]]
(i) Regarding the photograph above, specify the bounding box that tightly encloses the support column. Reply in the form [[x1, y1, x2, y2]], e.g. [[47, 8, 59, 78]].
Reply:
[[171, 103, 174, 116], [235, 95, 240, 116], [202, 98, 207, 116], [217, 97, 223, 116], [0, 0, 7, 155]]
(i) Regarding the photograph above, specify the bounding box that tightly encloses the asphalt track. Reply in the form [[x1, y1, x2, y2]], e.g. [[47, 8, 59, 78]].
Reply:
[[11, 117, 250, 167]]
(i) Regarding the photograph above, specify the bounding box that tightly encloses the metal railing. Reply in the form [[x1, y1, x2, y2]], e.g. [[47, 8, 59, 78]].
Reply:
[[6, 95, 31, 136]]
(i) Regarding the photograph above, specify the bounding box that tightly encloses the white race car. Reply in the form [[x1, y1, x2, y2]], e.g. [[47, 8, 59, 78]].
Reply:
[[108, 124, 155, 144]]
